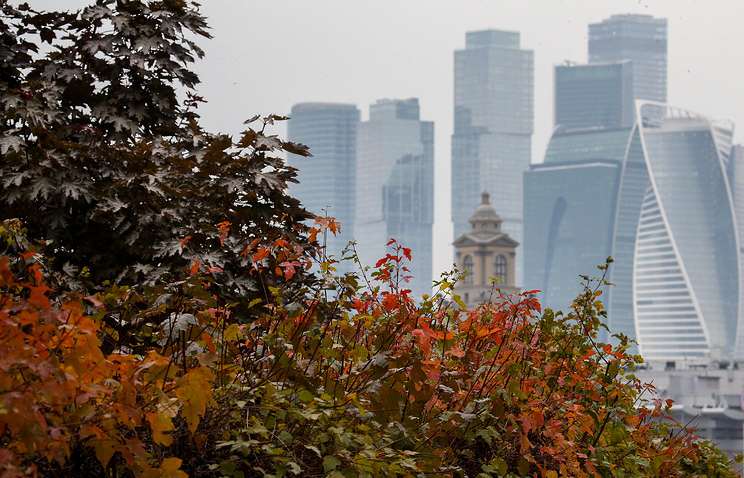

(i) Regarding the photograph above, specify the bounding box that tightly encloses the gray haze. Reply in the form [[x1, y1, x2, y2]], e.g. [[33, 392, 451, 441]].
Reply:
[[36, 0, 744, 283]]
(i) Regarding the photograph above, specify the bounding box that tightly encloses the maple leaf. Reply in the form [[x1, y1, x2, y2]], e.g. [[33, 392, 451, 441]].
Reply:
[[174, 367, 214, 433], [147, 412, 174, 446], [0, 133, 25, 154], [279, 260, 301, 280]]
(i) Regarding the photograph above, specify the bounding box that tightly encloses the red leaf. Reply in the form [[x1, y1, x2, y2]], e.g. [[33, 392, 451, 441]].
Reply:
[[217, 221, 230, 246], [252, 247, 271, 262], [84, 295, 105, 308], [241, 237, 262, 257]]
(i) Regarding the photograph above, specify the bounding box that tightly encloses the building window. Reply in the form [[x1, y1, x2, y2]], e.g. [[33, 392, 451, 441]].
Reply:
[[494, 255, 507, 282], [463, 255, 474, 284]]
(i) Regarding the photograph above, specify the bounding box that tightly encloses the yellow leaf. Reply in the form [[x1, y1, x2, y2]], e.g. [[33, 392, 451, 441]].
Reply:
[[159, 457, 188, 478], [174, 367, 215, 433], [92, 439, 118, 468], [147, 412, 174, 446]]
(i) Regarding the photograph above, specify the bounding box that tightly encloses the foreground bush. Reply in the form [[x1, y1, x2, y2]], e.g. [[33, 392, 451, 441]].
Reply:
[[0, 224, 738, 477]]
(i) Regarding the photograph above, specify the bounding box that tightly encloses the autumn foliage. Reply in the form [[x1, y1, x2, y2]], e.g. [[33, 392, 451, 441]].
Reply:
[[0, 1, 740, 477], [0, 221, 738, 477]]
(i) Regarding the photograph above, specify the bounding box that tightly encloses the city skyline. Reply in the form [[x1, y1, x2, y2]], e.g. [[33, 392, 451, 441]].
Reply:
[[184, 1, 744, 284], [526, 13, 669, 356], [42, 0, 744, 288]]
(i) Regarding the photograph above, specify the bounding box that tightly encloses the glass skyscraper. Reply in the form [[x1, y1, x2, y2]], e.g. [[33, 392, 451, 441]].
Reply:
[[524, 127, 629, 313], [632, 102, 740, 361], [451, 30, 534, 286], [524, 102, 743, 362], [356, 99, 434, 298], [589, 14, 667, 104], [287, 103, 360, 270], [554, 62, 634, 130]]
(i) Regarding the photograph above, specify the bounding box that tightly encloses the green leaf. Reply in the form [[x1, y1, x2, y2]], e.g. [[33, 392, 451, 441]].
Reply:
[[323, 456, 341, 473], [219, 462, 236, 475], [517, 457, 530, 475], [278, 430, 293, 444], [297, 389, 314, 403], [489, 456, 508, 476]]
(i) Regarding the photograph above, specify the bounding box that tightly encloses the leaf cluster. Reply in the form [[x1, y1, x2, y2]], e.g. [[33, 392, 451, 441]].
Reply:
[[0, 1, 316, 323], [2, 227, 738, 477], [189, 251, 740, 478]]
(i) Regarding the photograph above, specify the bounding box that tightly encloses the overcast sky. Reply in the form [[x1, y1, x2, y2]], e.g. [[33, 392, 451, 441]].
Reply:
[[40, 0, 744, 282]]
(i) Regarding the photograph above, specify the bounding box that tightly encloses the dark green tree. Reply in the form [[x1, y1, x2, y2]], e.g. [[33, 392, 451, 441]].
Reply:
[[0, 0, 316, 322]]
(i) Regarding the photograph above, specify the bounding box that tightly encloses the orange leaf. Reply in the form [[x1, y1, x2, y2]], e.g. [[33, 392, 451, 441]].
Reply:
[[252, 247, 270, 262], [174, 367, 215, 433], [92, 439, 118, 469], [147, 412, 174, 446], [217, 221, 230, 246], [241, 237, 262, 257], [160, 457, 188, 478]]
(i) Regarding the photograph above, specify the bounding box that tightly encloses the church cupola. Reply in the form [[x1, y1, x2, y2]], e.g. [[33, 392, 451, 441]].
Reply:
[[453, 192, 520, 308]]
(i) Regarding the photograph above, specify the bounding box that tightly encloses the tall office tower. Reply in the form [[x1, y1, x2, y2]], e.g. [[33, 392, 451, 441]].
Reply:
[[524, 101, 743, 362], [523, 129, 627, 312], [524, 124, 645, 351], [632, 102, 739, 361], [732, 145, 744, 360], [554, 61, 634, 130], [356, 98, 434, 298], [287, 103, 360, 270], [589, 14, 667, 104], [452, 30, 534, 286]]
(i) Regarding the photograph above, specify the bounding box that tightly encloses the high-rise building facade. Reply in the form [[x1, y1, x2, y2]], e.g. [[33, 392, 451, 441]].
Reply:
[[524, 157, 623, 312], [452, 30, 534, 286], [589, 14, 667, 104], [525, 123, 645, 351], [524, 101, 743, 361], [632, 102, 740, 361], [356, 98, 434, 298], [287, 103, 360, 269], [554, 61, 634, 130]]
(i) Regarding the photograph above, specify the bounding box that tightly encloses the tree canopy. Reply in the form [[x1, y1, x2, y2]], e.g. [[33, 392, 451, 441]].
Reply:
[[0, 1, 740, 477], [1, 0, 316, 322]]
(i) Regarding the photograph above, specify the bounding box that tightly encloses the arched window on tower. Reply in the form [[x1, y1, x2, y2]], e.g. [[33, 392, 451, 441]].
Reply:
[[463, 255, 474, 284], [494, 254, 507, 283]]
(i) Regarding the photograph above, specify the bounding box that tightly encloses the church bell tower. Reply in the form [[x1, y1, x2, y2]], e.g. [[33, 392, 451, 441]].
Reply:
[[453, 192, 520, 308]]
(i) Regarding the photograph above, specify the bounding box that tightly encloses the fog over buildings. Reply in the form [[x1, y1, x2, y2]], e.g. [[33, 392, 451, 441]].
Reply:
[[451, 30, 533, 286]]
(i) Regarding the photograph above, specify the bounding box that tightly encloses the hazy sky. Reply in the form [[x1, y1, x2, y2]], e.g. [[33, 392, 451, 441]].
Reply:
[[37, 0, 744, 282]]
